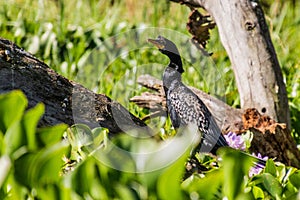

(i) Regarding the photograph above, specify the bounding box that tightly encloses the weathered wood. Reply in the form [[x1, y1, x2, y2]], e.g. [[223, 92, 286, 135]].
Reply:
[[0, 38, 152, 137], [171, 0, 291, 129], [242, 108, 300, 168], [250, 127, 300, 168]]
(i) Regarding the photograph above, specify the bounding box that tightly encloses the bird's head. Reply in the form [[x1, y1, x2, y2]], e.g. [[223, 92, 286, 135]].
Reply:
[[148, 35, 184, 73]]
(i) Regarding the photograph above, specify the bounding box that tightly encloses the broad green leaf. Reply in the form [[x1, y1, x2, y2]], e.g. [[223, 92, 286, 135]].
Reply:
[[37, 143, 70, 184], [115, 183, 136, 200], [22, 103, 45, 151], [35, 183, 63, 200], [70, 157, 106, 198], [14, 142, 69, 188], [37, 124, 68, 147], [261, 173, 283, 198], [264, 159, 277, 177], [157, 152, 187, 200], [0, 91, 28, 156], [4, 120, 25, 157], [252, 186, 264, 199], [283, 182, 298, 199], [0, 90, 27, 133], [218, 148, 253, 200], [182, 170, 223, 199], [157, 124, 200, 200], [289, 170, 300, 189]]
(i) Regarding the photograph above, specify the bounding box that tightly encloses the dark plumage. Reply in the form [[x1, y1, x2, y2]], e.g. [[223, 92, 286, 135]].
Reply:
[[148, 35, 228, 154]]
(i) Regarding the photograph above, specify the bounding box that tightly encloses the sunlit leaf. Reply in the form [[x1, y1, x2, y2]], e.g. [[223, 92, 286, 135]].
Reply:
[[264, 159, 277, 177], [4, 120, 24, 157], [37, 124, 68, 147], [22, 103, 45, 151], [289, 170, 300, 189], [0, 90, 27, 133], [0, 91, 27, 156], [70, 157, 111, 199], [218, 148, 253, 200], [70, 157, 96, 196], [252, 186, 264, 199], [182, 170, 223, 199], [157, 151, 188, 200], [14, 142, 69, 187], [115, 183, 136, 200], [261, 173, 283, 198]]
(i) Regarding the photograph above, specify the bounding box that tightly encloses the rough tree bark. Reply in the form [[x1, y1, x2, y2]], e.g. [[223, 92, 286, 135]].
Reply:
[[0, 38, 152, 137], [171, 0, 291, 129]]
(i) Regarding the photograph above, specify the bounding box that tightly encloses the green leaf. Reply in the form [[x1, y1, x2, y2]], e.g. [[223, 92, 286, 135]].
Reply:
[[157, 124, 200, 200], [4, 120, 24, 156], [157, 152, 187, 200], [182, 170, 223, 199], [0, 91, 28, 156], [252, 186, 264, 199], [283, 181, 298, 199], [37, 124, 68, 147], [219, 148, 253, 200], [22, 103, 45, 151], [261, 173, 283, 198], [264, 159, 277, 177], [115, 183, 136, 200], [70, 157, 96, 196], [14, 142, 69, 188], [289, 170, 300, 189], [0, 90, 27, 133], [70, 157, 110, 199]]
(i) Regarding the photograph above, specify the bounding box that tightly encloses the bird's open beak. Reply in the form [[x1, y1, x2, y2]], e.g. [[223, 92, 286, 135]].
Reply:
[[147, 38, 165, 49]]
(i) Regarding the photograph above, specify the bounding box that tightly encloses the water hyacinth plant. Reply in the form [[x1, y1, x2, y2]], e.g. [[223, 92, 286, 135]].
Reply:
[[224, 131, 269, 177], [224, 132, 246, 151]]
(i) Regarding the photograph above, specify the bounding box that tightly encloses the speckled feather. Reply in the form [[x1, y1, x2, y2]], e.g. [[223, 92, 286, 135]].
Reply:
[[165, 77, 228, 153]]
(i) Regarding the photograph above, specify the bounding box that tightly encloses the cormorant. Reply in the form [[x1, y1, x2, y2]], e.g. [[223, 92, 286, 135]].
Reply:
[[148, 35, 228, 154], [148, 36, 266, 166]]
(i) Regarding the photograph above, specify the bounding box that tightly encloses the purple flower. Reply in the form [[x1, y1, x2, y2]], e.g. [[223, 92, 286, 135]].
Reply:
[[249, 153, 268, 177], [224, 132, 246, 151]]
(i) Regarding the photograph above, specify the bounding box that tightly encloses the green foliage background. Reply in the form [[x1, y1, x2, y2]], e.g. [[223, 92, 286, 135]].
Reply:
[[0, 0, 300, 199]]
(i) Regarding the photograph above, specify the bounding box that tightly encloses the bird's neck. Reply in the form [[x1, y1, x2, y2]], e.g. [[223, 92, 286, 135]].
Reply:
[[163, 62, 182, 91]]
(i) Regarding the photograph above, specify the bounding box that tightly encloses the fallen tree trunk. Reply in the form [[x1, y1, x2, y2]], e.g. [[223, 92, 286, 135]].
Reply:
[[0, 38, 152, 137]]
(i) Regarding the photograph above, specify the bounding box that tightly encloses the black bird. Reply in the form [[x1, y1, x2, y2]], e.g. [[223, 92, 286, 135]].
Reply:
[[148, 36, 266, 166], [148, 35, 228, 154]]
